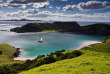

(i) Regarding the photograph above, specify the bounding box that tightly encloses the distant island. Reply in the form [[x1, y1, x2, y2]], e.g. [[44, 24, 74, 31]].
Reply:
[[0, 19, 42, 21], [10, 22, 110, 35]]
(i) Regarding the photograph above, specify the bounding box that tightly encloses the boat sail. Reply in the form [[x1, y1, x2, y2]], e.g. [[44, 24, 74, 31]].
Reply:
[[38, 38, 43, 42]]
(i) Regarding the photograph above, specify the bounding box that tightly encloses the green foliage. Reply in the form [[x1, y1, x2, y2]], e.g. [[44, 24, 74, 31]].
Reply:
[[81, 23, 110, 35], [37, 55, 45, 59], [10, 22, 110, 35], [0, 51, 2, 55], [10, 22, 81, 33], [0, 49, 82, 74], [0, 44, 16, 64], [81, 36, 110, 54]]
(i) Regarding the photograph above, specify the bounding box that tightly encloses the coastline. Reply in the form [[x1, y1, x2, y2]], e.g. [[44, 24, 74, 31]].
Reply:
[[14, 41, 102, 61], [76, 41, 102, 50]]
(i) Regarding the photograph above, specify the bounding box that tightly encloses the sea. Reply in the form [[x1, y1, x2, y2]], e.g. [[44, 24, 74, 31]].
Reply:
[[0, 21, 109, 59]]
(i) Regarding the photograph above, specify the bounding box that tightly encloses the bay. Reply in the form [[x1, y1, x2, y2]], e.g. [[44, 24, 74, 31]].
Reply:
[[0, 21, 108, 59]]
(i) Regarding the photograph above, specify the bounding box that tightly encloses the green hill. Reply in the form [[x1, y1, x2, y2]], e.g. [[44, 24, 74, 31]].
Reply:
[[0, 44, 22, 65], [10, 22, 110, 35], [19, 37, 110, 74]]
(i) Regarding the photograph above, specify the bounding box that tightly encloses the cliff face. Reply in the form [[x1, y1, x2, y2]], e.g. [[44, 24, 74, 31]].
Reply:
[[10, 22, 110, 35]]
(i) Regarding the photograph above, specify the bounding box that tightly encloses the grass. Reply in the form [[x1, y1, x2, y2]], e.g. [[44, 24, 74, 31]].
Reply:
[[41, 30, 58, 33], [19, 37, 110, 74], [0, 44, 23, 65]]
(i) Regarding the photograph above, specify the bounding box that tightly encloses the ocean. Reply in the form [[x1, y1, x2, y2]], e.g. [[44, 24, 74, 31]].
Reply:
[[0, 21, 108, 59]]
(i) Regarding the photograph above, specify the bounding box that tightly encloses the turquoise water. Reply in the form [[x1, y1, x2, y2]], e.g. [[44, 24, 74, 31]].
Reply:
[[0, 31, 107, 58]]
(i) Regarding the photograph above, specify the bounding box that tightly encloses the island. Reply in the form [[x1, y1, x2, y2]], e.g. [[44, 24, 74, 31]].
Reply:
[[10, 22, 110, 35]]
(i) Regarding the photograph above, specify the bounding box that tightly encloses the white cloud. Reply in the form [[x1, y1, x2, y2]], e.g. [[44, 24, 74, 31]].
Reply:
[[78, 1, 110, 11], [6, 10, 27, 18], [33, 2, 49, 8], [0, 0, 68, 8], [3, 9, 110, 22], [0, 3, 27, 8], [56, 6, 61, 9], [63, 5, 76, 11], [26, 9, 38, 14], [49, 6, 53, 8], [63, 1, 110, 11]]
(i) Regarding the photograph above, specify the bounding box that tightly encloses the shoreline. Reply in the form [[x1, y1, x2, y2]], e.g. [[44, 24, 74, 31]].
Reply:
[[76, 41, 102, 50], [14, 41, 102, 61]]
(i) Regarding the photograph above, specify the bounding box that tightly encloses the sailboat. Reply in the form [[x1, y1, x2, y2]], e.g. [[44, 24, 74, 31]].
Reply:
[[38, 38, 43, 42]]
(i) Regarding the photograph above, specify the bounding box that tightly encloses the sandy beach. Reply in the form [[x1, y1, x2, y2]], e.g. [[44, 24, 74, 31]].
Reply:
[[14, 57, 35, 61], [76, 41, 102, 50]]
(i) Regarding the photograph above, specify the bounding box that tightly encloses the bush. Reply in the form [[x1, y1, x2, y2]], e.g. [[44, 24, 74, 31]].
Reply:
[[37, 55, 45, 59], [0, 50, 83, 74], [0, 51, 2, 55], [55, 51, 63, 57], [61, 49, 65, 52], [72, 50, 83, 56], [0, 66, 18, 74]]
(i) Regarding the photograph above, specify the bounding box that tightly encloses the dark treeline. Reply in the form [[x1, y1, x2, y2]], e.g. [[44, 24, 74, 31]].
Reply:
[[0, 50, 82, 74], [10, 22, 110, 35]]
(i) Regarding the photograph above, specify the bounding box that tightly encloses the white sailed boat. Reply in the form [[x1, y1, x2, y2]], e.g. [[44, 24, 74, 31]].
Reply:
[[38, 38, 43, 42]]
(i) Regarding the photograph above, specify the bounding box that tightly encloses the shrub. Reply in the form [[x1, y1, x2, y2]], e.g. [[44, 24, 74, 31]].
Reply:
[[0, 51, 2, 55], [26, 60, 32, 64], [37, 55, 45, 59], [61, 49, 65, 52], [72, 50, 83, 56], [55, 51, 63, 57]]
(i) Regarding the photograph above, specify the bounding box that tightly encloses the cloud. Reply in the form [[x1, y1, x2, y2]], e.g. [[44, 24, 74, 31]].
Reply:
[[63, 1, 110, 11], [49, 6, 53, 8], [6, 10, 27, 18], [63, 5, 76, 11], [0, 3, 27, 8], [4, 9, 110, 22], [0, 0, 3, 2], [33, 2, 49, 8], [8, 0, 67, 4], [0, 11, 2, 13], [56, 6, 61, 9], [26, 9, 38, 14], [0, 0, 67, 8], [78, 1, 110, 11]]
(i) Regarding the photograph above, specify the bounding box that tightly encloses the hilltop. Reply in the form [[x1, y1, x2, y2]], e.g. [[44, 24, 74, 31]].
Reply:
[[0, 44, 22, 65], [10, 22, 110, 35]]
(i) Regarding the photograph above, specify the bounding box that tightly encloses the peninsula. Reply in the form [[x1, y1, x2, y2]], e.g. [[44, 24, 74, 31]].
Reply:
[[10, 22, 110, 35]]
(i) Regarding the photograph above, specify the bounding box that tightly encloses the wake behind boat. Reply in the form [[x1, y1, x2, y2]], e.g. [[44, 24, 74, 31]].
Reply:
[[38, 38, 43, 42]]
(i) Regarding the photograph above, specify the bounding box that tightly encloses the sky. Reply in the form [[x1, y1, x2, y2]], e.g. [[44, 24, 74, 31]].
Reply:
[[0, 0, 110, 22]]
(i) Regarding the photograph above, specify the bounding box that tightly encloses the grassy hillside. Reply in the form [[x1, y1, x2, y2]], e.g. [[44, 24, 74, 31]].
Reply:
[[0, 44, 22, 65], [20, 37, 110, 74]]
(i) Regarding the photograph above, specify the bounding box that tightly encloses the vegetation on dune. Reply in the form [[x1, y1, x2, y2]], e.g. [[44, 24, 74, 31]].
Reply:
[[10, 22, 110, 35], [19, 37, 110, 74]]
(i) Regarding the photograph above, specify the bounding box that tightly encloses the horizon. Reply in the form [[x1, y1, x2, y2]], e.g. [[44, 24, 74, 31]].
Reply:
[[0, 0, 110, 22]]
